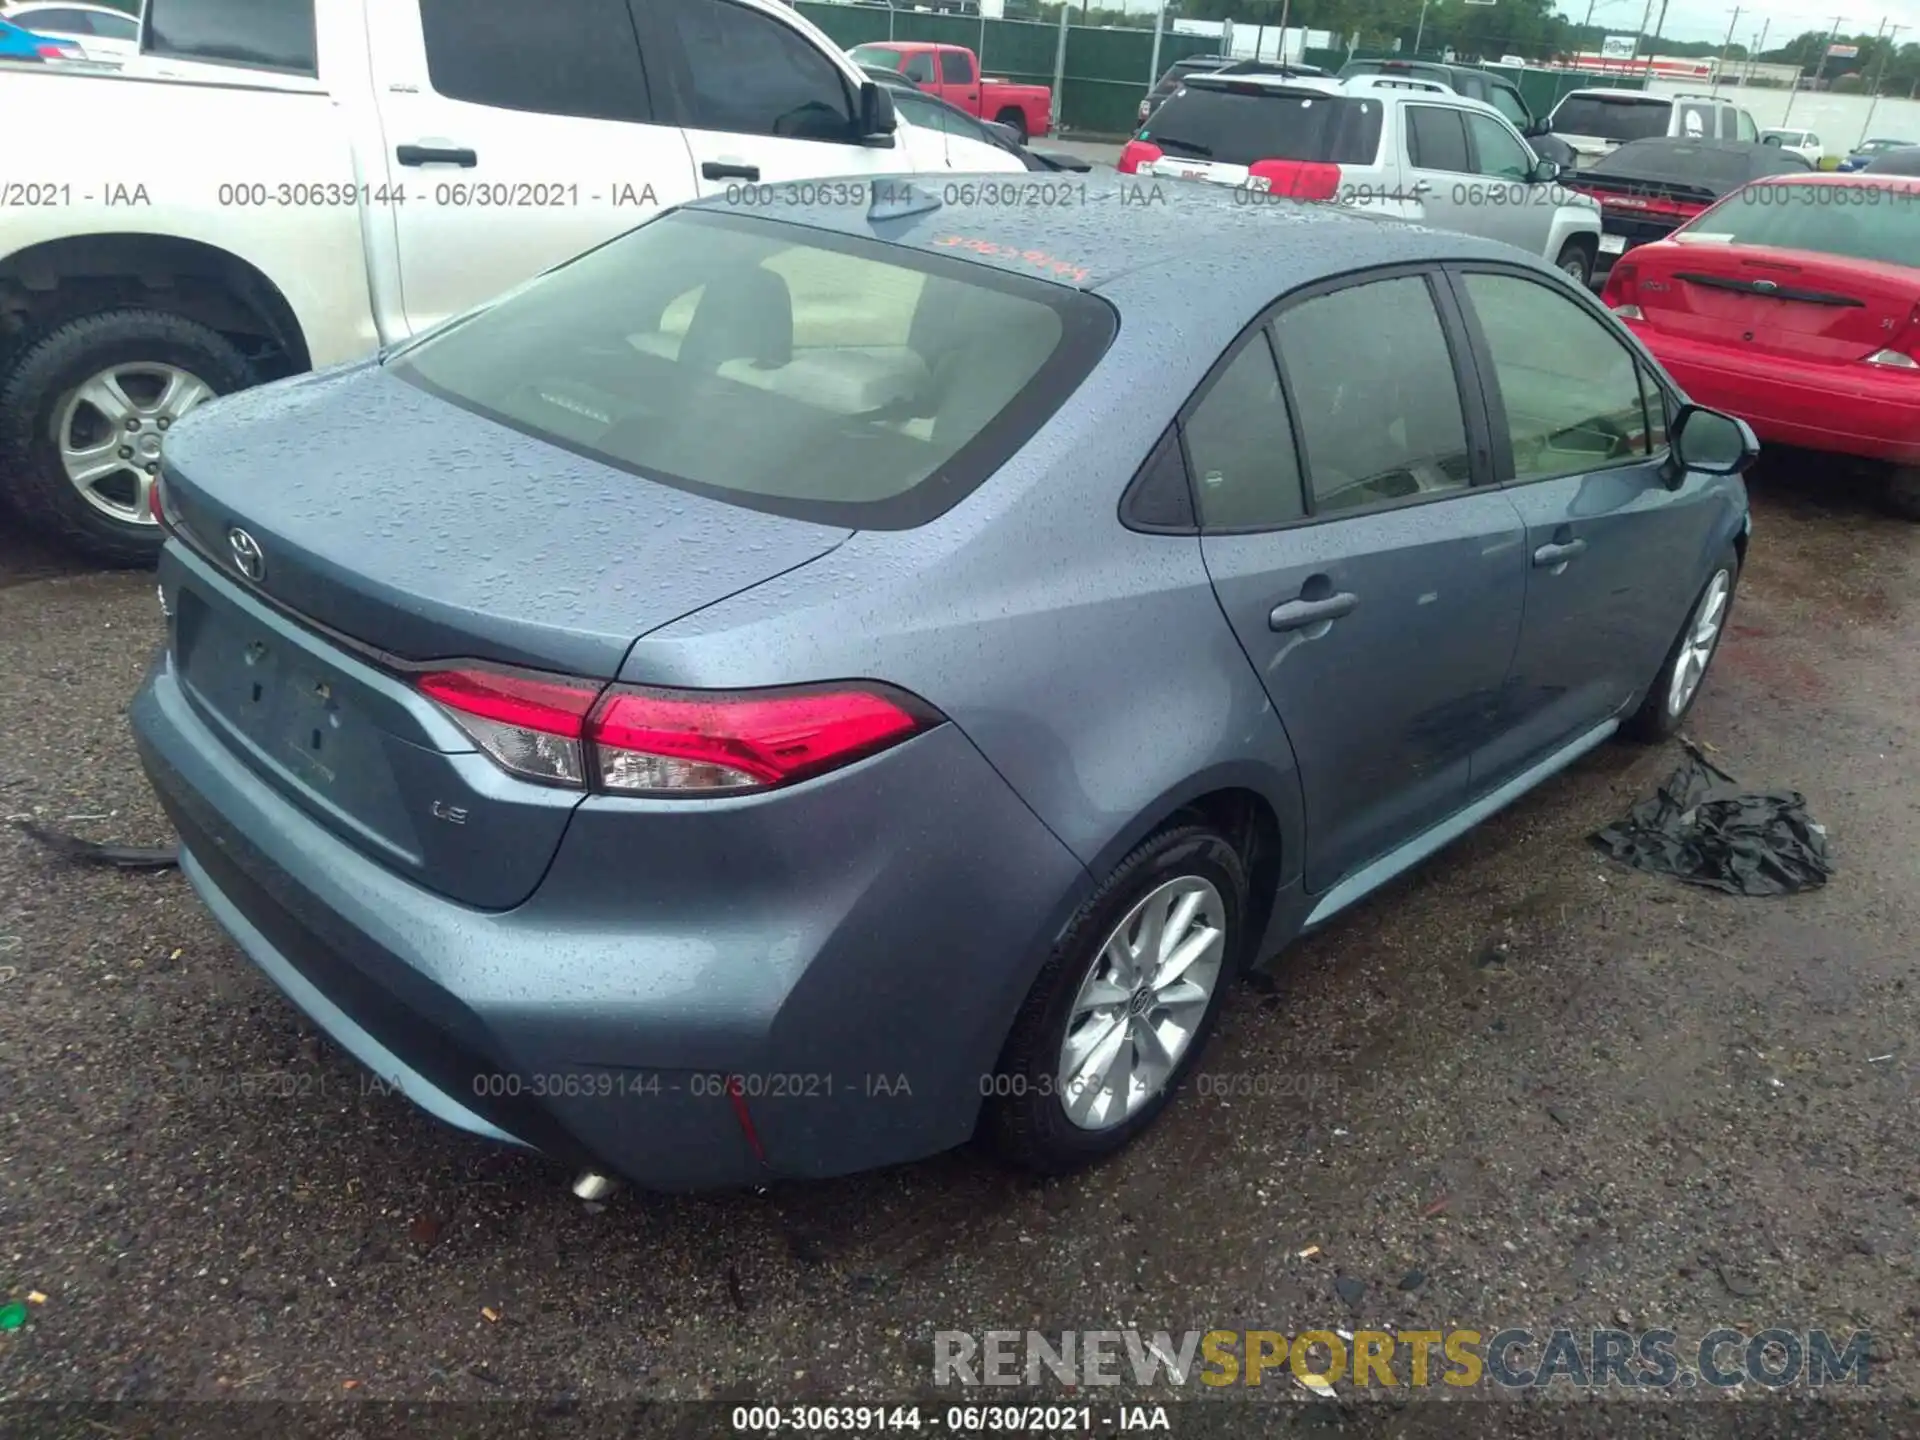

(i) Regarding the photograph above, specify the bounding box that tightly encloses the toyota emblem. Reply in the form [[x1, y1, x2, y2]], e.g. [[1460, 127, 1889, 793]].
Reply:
[[228, 528, 265, 583]]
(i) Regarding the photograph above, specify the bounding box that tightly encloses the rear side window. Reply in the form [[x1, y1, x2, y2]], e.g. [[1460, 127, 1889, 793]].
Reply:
[[666, 0, 858, 141], [391, 210, 1115, 530], [26, 8, 96, 34], [1184, 334, 1304, 530], [1551, 95, 1670, 143], [1407, 105, 1471, 172], [1272, 276, 1473, 515], [1684, 181, 1920, 267], [93, 9, 138, 39], [1677, 103, 1712, 139], [1144, 86, 1382, 167], [145, 0, 316, 75], [939, 49, 973, 83], [419, 0, 650, 122]]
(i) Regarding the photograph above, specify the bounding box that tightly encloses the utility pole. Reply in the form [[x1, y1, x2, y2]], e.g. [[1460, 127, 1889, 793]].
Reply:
[[1859, 22, 1908, 145], [1782, 15, 1842, 124], [1632, 0, 1653, 68], [1415, 0, 1429, 57], [1642, 0, 1670, 80], [1710, 6, 1739, 96]]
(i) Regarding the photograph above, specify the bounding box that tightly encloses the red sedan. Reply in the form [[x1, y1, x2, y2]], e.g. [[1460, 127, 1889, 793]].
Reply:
[[1600, 172, 1920, 519]]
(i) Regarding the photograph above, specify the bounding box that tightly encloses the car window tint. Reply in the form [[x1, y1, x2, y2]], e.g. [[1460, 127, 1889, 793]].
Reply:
[[1462, 272, 1653, 483], [1488, 85, 1530, 128], [145, 0, 315, 74], [1406, 105, 1471, 172], [1184, 334, 1304, 530], [419, 0, 649, 122], [1637, 366, 1670, 453], [939, 49, 973, 83], [1466, 111, 1531, 178], [1273, 276, 1473, 515], [28, 9, 95, 34], [1686, 180, 1920, 266], [391, 210, 1111, 529], [1678, 103, 1711, 139], [666, 0, 856, 141], [903, 50, 934, 82], [893, 88, 986, 141], [1551, 95, 1670, 143], [95, 9, 137, 38], [1144, 87, 1383, 167]]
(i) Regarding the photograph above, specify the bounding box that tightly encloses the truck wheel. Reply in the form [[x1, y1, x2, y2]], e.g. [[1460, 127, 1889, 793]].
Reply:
[[1555, 237, 1595, 287], [0, 309, 256, 567], [994, 108, 1029, 144], [1887, 466, 1920, 521]]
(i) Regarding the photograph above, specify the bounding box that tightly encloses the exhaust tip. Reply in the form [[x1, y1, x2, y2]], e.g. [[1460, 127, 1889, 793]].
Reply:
[[571, 1170, 621, 1202]]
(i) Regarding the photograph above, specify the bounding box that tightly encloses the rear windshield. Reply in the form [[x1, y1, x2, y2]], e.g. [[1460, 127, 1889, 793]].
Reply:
[[390, 209, 1115, 529], [1552, 94, 1671, 142], [1144, 85, 1383, 166], [1683, 181, 1920, 267]]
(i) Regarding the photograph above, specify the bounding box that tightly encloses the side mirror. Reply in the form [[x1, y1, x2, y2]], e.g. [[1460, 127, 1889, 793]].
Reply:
[[1530, 157, 1562, 183], [1668, 403, 1759, 484], [858, 82, 898, 145]]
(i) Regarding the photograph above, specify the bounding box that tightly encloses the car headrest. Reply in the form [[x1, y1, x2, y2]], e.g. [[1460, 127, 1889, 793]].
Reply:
[[678, 265, 794, 373]]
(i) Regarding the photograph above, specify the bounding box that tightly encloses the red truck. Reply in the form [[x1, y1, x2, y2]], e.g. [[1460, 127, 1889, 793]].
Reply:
[[848, 42, 1052, 141]]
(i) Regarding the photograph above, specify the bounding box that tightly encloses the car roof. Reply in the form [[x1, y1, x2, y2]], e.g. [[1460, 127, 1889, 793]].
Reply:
[[682, 171, 1532, 297], [1183, 70, 1506, 118], [1559, 88, 1670, 102]]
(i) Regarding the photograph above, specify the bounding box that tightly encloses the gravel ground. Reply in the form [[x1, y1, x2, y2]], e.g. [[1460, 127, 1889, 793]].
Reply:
[[0, 455, 1915, 1432]]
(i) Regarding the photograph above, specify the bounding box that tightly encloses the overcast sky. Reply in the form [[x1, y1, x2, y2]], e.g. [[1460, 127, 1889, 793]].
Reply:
[[1582, 0, 1920, 46]]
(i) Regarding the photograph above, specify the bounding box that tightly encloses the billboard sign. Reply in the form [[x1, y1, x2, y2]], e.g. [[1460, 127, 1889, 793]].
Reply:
[[1601, 34, 1638, 59]]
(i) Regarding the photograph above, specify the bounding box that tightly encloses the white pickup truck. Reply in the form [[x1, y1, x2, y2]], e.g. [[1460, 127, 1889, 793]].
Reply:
[[0, 0, 1025, 563]]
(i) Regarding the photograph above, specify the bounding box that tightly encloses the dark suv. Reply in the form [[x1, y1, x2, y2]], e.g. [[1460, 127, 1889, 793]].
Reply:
[[1140, 55, 1325, 126], [1337, 59, 1576, 169]]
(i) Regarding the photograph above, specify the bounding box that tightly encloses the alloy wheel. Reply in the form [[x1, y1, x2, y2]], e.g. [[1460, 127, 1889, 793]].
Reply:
[[1055, 875, 1227, 1132], [1668, 568, 1732, 716], [53, 362, 214, 525]]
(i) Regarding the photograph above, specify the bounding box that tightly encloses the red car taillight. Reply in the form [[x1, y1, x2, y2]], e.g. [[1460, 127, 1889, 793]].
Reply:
[[1247, 158, 1341, 200], [1118, 139, 1162, 174], [417, 667, 939, 795], [1602, 261, 1641, 318]]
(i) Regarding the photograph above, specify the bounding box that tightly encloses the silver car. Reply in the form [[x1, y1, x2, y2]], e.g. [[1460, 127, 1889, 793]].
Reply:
[[1123, 71, 1603, 283]]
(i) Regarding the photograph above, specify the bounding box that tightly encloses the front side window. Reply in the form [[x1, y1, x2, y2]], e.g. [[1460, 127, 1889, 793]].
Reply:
[[1488, 85, 1530, 129], [1466, 111, 1532, 178], [1461, 272, 1653, 483], [391, 211, 1114, 529], [1406, 104, 1471, 173], [145, 0, 316, 74], [419, 0, 650, 123], [668, 0, 857, 141], [1184, 334, 1304, 530], [1273, 276, 1473, 515]]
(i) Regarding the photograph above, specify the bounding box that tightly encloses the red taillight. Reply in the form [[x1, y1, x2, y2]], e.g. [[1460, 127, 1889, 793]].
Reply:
[[1246, 159, 1340, 201], [1602, 260, 1639, 314], [417, 668, 938, 794], [417, 667, 599, 786], [35, 43, 73, 59], [589, 684, 933, 794], [1865, 300, 1920, 369], [1118, 139, 1162, 175]]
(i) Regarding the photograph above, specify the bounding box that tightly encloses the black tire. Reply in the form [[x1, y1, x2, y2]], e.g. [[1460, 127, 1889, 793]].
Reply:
[[1886, 466, 1920, 521], [1623, 544, 1741, 743], [995, 108, 1029, 144], [0, 309, 256, 568], [984, 822, 1247, 1175], [1555, 237, 1595, 288]]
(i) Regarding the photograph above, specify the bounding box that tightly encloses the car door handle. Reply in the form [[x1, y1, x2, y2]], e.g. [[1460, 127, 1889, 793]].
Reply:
[[1268, 593, 1358, 631], [702, 160, 761, 182], [1533, 539, 1588, 567], [396, 144, 477, 167]]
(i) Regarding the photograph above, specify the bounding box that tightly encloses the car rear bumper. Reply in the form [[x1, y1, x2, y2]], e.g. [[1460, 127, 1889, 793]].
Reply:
[[1629, 326, 1920, 466], [132, 645, 1091, 1191]]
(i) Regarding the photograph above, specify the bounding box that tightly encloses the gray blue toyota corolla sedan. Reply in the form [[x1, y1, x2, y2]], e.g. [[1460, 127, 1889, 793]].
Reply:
[[133, 176, 1756, 1192]]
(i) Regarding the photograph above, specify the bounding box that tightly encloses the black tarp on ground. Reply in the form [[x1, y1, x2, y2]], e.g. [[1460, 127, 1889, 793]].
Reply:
[[1591, 740, 1833, 896]]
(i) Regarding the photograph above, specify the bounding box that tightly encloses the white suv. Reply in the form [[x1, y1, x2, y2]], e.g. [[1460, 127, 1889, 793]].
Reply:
[[1547, 88, 1759, 165], [1123, 72, 1603, 283]]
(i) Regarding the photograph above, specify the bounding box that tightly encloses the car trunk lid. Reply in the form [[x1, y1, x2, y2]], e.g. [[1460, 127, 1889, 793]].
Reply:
[[156, 362, 851, 909], [1616, 184, 1920, 362]]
